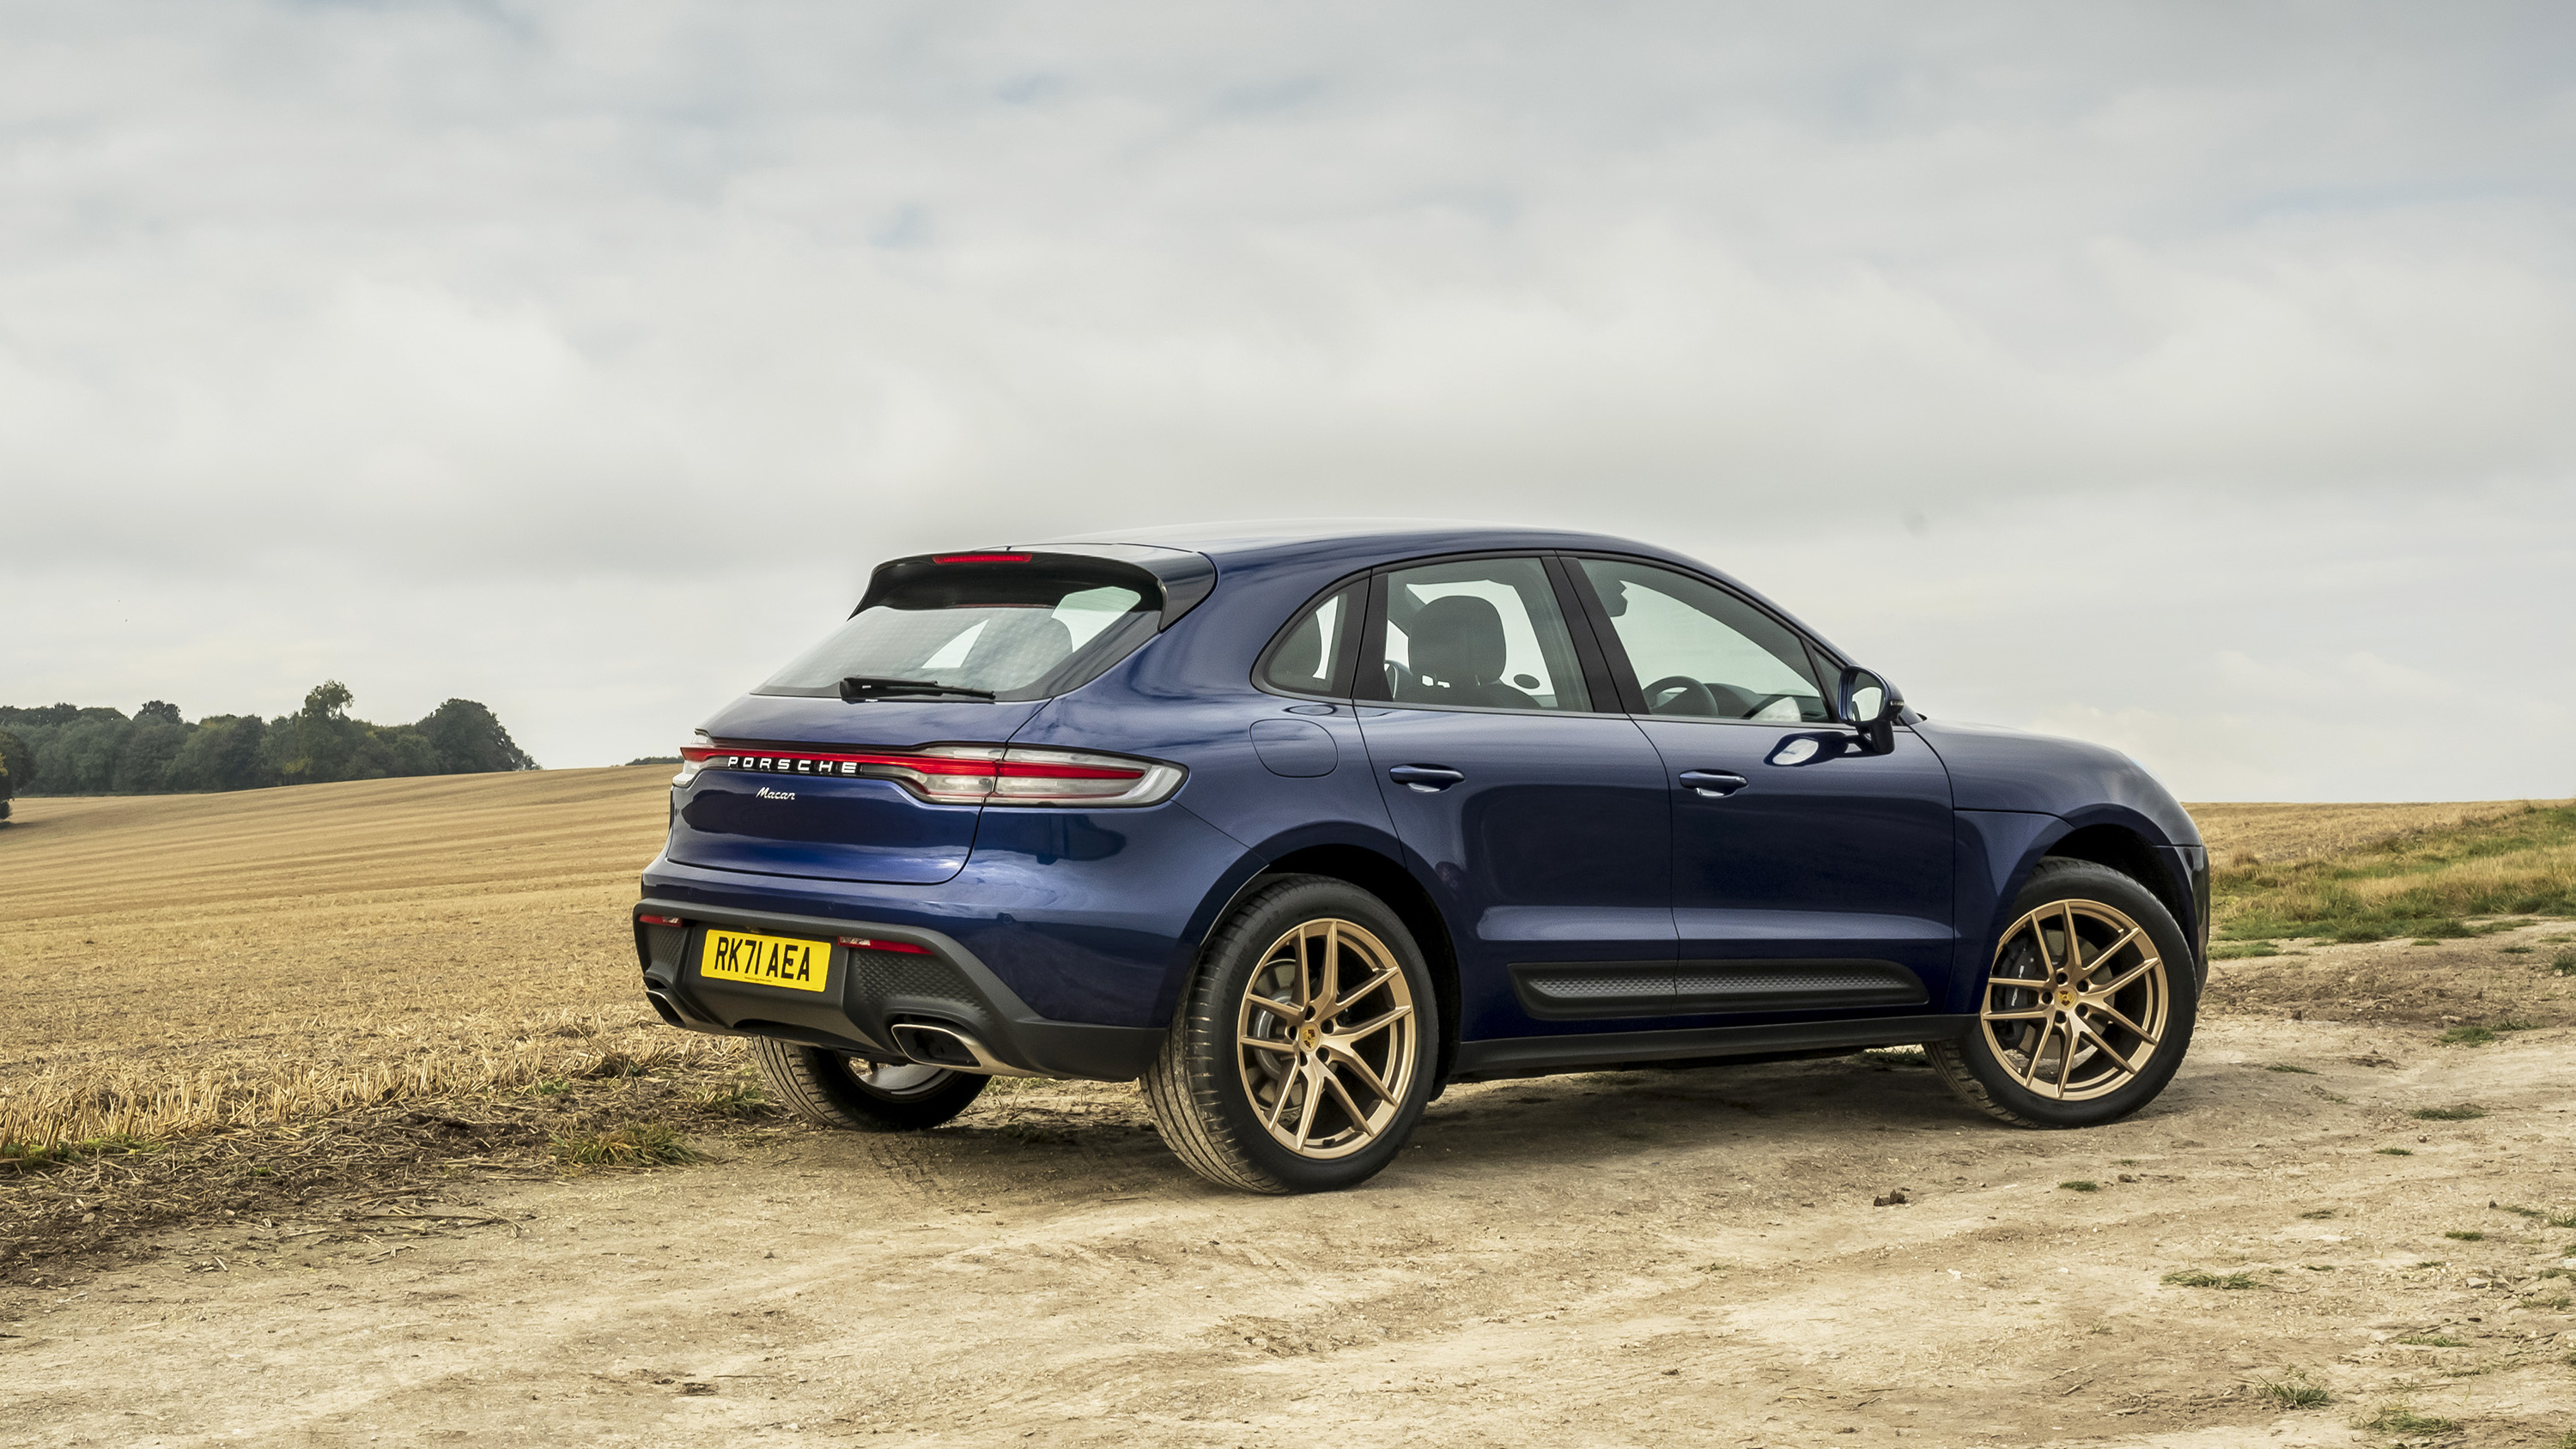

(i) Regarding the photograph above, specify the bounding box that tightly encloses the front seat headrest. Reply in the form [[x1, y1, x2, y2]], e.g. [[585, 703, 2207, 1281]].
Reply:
[[1408, 594, 1508, 687]]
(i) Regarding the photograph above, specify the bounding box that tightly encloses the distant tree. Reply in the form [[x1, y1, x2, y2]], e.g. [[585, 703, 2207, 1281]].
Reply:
[[39, 712, 135, 794], [419, 699, 538, 773], [282, 680, 361, 784], [114, 718, 189, 792], [135, 700, 184, 727], [0, 728, 32, 798], [164, 715, 272, 792]]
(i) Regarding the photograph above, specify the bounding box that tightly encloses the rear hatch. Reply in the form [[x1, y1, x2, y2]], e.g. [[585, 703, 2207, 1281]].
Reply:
[[665, 548, 1200, 885]]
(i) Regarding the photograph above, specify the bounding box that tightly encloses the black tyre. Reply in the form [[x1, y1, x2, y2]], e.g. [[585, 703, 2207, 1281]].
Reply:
[[1930, 858, 2197, 1127], [1144, 876, 1439, 1193], [751, 1037, 989, 1131]]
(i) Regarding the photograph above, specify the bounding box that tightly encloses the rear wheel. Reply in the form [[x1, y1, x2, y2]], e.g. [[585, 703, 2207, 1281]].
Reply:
[[751, 1037, 989, 1131], [1930, 858, 2196, 1128], [1145, 876, 1438, 1193]]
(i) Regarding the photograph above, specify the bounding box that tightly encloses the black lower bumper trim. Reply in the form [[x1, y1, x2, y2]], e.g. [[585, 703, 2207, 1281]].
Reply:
[[1449, 1014, 1971, 1082], [635, 896, 1161, 1082]]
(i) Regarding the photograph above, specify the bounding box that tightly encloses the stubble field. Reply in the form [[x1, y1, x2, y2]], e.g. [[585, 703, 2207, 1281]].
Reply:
[[4, 771, 2575, 1447]]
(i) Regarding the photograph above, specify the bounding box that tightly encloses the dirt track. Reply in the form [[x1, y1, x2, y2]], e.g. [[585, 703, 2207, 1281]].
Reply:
[[8, 1013, 2574, 1447]]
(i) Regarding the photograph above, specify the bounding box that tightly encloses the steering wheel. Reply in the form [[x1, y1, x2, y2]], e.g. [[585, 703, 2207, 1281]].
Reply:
[[1641, 675, 1723, 717]]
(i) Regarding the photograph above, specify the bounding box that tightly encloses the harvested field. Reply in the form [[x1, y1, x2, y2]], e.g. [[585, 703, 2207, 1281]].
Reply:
[[5, 775, 2576, 1446]]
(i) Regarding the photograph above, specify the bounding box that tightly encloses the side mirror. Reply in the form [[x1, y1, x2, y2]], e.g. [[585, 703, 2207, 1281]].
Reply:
[[1837, 666, 1902, 755]]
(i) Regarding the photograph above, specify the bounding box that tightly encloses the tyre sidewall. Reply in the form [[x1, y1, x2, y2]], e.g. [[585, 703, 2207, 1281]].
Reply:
[[1193, 880, 1439, 1191], [1957, 861, 2198, 1128], [759, 1039, 989, 1131]]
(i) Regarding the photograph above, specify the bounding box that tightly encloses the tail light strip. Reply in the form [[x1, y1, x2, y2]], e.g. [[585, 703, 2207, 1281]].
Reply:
[[675, 742, 1183, 806]]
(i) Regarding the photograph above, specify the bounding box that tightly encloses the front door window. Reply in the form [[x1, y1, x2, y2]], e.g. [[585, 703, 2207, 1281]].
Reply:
[[1575, 559, 1828, 723]]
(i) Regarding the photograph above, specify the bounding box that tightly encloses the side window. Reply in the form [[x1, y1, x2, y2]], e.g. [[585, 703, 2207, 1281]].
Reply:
[[1257, 585, 1358, 696], [1576, 559, 1829, 723], [1370, 557, 1591, 712]]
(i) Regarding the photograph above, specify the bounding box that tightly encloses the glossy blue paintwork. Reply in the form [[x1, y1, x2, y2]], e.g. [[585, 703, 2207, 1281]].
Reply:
[[639, 521, 2206, 1077]]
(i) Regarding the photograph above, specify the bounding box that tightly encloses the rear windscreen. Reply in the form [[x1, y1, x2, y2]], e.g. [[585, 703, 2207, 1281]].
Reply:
[[754, 559, 1161, 700]]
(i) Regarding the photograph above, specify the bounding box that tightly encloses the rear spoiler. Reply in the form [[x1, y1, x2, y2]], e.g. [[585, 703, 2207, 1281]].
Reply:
[[856, 544, 1217, 631]]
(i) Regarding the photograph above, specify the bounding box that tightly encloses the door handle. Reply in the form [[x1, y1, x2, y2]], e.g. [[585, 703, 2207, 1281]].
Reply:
[[1678, 770, 1749, 798], [1387, 764, 1465, 792]]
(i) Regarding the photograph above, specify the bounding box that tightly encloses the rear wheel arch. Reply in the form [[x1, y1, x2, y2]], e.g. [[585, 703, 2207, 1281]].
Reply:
[[1221, 844, 1462, 1094]]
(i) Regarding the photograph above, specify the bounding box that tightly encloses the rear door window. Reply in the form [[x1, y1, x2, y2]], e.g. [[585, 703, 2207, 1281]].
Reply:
[[756, 558, 1158, 700], [1365, 557, 1591, 712]]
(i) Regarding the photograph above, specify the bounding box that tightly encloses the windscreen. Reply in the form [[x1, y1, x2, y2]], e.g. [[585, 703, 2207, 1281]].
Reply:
[[755, 559, 1159, 700]]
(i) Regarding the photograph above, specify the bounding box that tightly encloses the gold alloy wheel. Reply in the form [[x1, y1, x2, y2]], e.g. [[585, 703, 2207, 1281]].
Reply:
[[1978, 899, 2170, 1101], [1235, 918, 1418, 1160]]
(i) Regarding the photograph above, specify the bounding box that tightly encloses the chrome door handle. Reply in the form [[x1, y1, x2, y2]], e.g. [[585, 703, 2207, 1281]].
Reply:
[[1678, 770, 1749, 798], [1387, 764, 1465, 792]]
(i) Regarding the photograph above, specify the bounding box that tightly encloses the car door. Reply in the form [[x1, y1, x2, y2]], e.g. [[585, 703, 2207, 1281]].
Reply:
[[1352, 555, 1675, 1040], [1563, 555, 1957, 1016]]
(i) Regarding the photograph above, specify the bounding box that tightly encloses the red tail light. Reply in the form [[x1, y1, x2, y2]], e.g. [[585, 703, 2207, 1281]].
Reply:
[[837, 936, 932, 955], [637, 913, 686, 927], [677, 743, 1183, 807], [931, 553, 1030, 564]]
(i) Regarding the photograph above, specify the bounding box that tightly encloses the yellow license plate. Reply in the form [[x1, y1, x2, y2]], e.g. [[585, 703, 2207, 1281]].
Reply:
[[699, 929, 831, 993]]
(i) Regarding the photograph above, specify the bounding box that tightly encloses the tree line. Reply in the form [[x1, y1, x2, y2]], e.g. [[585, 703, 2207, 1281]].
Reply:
[[0, 682, 537, 805]]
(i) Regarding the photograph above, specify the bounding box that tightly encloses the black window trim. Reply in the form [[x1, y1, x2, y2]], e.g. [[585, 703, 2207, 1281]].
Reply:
[[1556, 549, 1858, 728]]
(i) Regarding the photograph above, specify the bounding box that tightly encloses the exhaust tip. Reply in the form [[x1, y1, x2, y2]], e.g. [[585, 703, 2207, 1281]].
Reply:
[[887, 1021, 1043, 1077]]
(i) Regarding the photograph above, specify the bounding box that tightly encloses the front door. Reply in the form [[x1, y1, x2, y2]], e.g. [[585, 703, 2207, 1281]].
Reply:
[[1565, 556, 1956, 1015], [1353, 555, 1674, 1040]]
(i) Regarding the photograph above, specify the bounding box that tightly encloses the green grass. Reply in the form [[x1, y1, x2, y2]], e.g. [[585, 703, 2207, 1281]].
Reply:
[[2438, 1026, 2499, 1046], [550, 1122, 700, 1167], [2265, 1062, 2318, 1074], [2162, 1269, 2264, 1290], [2378, 1147, 2415, 1155], [2060, 1179, 2099, 1192], [2498, 944, 2534, 954], [2249, 1369, 2331, 1408], [2493, 1016, 2541, 1032], [2493, 1203, 2545, 1219], [0, 1132, 161, 1171], [2411, 1104, 2487, 1121], [2395, 1332, 2465, 1347], [2355, 1404, 2458, 1434], [2212, 941, 2281, 960], [693, 1082, 773, 1118], [2300, 1208, 2336, 1219], [2553, 949, 2576, 975], [2442, 1230, 2484, 1241], [2548, 1210, 2576, 1228], [2520, 1292, 2573, 1310], [2213, 802, 2576, 943]]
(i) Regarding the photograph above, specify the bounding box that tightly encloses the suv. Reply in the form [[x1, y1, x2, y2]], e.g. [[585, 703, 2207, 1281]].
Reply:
[[635, 523, 2208, 1193]]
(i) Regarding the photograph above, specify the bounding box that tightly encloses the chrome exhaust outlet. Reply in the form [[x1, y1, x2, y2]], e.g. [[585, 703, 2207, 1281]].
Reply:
[[887, 1022, 1045, 1078]]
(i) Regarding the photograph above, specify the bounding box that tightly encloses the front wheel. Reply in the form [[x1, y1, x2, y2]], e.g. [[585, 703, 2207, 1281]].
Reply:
[[1145, 876, 1439, 1193], [751, 1037, 989, 1131], [1930, 858, 2197, 1128]]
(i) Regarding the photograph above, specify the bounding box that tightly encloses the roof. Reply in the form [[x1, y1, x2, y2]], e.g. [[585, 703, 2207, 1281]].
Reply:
[[1024, 518, 1678, 567]]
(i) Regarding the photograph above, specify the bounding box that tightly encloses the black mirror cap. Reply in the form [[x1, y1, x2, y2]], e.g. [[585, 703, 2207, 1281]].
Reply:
[[1836, 666, 1903, 755]]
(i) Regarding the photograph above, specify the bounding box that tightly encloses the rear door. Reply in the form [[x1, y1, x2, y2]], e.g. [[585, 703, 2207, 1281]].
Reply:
[[1351, 555, 1674, 1040], [1564, 555, 1957, 1014]]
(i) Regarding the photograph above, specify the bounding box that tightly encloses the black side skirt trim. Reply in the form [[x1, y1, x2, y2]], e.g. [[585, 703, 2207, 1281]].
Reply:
[[1450, 1014, 1971, 1082], [1510, 958, 1929, 1020]]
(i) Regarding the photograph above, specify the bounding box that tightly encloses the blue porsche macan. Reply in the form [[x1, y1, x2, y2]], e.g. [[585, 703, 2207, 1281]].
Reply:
[[634, 523, 2208, 1193]]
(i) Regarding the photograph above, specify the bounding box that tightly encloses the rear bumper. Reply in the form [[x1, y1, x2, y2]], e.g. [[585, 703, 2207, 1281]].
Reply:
[[634, 898, 1163, 1082]]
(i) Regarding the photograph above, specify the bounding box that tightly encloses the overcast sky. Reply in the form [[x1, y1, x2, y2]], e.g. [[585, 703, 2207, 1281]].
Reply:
[[4, 2, 2572, 800]]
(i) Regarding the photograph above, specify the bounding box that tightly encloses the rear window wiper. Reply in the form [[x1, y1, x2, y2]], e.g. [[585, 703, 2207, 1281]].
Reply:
[[838, 676, 998, 702]]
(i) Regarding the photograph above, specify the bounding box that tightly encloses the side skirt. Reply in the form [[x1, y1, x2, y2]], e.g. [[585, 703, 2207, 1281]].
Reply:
[[1449, 1013, 1971, 1083]]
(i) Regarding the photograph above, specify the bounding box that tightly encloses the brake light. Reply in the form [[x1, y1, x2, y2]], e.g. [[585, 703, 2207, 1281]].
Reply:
[[679, 743, 1183, 807], [932, 553, 1031, 564], [837, 936, 932, 955]]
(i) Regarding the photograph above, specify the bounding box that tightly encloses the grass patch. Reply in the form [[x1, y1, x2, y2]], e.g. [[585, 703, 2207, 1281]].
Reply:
[[2394, 1332, 2465, 1347], [694, 1082, 773, 1118], [2249, 1368, 2331, 1408], [2355, 1404, 2458, 1434], [2548, 1210, 2576, 1228], [2411, 1260, 2446, 1269], [1692, 1260, 1735, 1275], [2437, 1026, 2499, 1046], [2378, 1147, 2415, 1155], [2162, 1269, 2264, 1290], [2300, 1208, 2336, 1219], [2212, 941, 2281, 960], [2265, 1062, 2318, 1074], [2411, 1103, 2487, 1120], [2492, 1016, 2541, 1031], [2492, 1203, 2544, 1219], [2212, 801, 2576, 943], [550, 1121, 700, 1167], [2553, 949, 2576, 975], [2060, 1179, 2099, 1192], [2498, 944, 2534, 954], [2520, 1292, 2573, 1310], [1864, 1046, 1931, 1067], [0, 1132, 161, 1172], [2441, 1230, 2484, 1241]]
